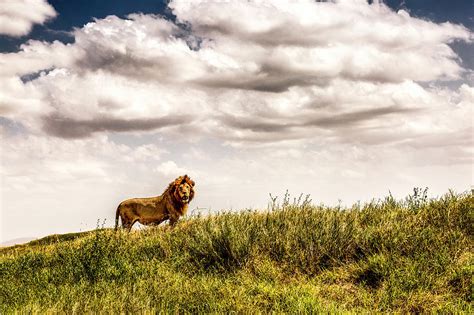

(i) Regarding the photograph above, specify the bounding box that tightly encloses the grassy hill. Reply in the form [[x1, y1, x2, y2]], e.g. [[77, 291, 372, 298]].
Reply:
[[1, 190, 472, 313]]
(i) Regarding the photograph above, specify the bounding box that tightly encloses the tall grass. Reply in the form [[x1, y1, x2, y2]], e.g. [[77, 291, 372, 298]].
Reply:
[[1, 190, 472, 313]]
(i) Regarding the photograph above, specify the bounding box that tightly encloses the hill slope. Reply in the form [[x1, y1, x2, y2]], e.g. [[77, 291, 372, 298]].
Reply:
[[1, 191, 473, 313]]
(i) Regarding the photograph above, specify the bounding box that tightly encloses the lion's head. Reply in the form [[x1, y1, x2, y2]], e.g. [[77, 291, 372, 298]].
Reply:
[[171, 174, 195, 204]]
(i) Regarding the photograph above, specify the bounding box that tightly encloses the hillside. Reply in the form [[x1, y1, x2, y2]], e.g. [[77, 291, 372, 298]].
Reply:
[[1, 190, 473, 313]]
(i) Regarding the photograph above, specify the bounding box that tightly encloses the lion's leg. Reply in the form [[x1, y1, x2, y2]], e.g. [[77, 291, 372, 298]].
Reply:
[[169, 215, 179, 227], [126, 218, 138, 232], [122, 221, 132, 232], [120, 217, 134, 231], [118, 206, 136, 232], [121, 219, 130, 231]]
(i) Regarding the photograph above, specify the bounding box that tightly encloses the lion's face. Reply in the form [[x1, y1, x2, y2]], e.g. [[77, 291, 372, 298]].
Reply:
[[173, 175, 195, 204]]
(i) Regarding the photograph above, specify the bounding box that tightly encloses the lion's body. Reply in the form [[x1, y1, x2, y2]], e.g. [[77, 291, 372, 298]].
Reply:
[[115, 175, 195, 231]]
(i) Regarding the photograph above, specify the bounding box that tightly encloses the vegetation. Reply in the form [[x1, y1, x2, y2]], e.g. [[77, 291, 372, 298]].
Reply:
[[1, 189, 473, 313]]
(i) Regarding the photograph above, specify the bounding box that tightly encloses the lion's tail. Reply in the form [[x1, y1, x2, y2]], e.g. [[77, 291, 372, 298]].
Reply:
[[114, 205, 121, 231]]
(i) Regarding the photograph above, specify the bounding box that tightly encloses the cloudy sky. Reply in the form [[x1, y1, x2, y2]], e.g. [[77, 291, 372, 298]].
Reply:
[[1, 0, 472, 243]]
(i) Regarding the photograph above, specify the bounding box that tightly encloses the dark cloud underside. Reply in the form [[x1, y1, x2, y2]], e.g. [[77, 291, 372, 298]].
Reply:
[[42, 114, 193, 138]]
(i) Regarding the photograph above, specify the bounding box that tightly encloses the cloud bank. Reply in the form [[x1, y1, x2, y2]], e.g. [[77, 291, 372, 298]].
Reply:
[[0, 0, 57, 37], [0, 0, 471, 147]]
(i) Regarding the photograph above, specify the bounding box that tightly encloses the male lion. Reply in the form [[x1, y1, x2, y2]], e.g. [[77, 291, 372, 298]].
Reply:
[[115, 175, 195, 231]]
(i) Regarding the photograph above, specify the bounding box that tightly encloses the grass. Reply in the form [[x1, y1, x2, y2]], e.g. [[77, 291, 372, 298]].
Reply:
[[1, 189, 473, 313]]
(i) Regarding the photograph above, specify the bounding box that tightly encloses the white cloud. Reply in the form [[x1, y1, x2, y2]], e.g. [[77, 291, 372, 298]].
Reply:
[[0, 0, 56, 37], [155, 161, 188, 177], [0, 0, 471, 166], [128, 144, 166, 162], [0, 0, 471, 145], [171, 0, 471, 84]]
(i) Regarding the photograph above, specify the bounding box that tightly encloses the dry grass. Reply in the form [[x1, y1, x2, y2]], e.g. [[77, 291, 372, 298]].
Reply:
[[1, 189, 472, 313]]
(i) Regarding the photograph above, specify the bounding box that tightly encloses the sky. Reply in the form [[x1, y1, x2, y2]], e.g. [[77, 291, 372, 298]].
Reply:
[[0, 0, 473, 243]]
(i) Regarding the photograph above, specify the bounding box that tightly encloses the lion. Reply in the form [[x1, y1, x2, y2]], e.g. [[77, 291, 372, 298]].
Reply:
[[115, 175, 195, 231]]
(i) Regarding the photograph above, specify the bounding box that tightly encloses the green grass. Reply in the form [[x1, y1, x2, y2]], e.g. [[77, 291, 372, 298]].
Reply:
[[1, 190, 473, 313]]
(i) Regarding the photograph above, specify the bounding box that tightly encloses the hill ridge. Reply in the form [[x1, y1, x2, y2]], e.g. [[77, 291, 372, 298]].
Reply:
[[1, 191, 472, 313]]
